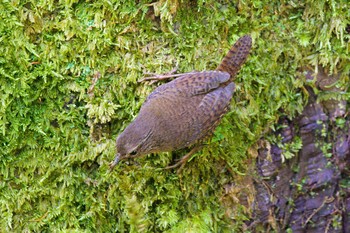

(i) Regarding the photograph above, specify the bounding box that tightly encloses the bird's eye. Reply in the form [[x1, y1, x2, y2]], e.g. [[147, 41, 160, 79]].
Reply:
[[130, 150, 137, 156]]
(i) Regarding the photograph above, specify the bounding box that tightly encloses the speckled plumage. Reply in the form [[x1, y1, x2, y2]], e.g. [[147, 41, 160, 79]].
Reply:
[[111, 35, 252, 168]]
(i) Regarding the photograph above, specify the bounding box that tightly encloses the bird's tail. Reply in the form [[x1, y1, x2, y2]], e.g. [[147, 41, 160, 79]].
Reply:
[[216, 35, 252, 79]]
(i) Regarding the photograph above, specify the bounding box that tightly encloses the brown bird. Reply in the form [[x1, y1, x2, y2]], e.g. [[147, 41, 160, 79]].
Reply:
[[110, 35, 252, 169]]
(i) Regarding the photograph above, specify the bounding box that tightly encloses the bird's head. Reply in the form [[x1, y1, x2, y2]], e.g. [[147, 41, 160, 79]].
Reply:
[[110, 120, 153, 169]]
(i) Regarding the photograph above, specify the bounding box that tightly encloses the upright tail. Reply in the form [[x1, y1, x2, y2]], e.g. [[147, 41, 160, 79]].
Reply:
[[216, 35, 252, 79]]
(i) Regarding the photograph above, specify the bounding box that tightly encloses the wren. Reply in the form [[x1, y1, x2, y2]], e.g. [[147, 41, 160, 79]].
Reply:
[[110, 35, 252, 169]]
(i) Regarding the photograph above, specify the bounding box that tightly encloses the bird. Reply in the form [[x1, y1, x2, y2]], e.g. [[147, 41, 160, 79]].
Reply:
[[110, 35, 252, 170]]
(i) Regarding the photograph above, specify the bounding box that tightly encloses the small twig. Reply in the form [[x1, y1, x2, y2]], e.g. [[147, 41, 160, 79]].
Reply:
[[88, 71, 101, 97], [30, 211, 49, 222], [303, 196, 334, 227], [325, 218, 332, 233]]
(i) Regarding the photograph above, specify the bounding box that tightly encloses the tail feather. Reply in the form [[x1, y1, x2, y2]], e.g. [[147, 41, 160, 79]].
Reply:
[[216, 35, 252, 79]]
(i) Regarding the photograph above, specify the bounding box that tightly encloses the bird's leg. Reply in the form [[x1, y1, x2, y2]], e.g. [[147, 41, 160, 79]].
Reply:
[[146, 66, 178, 77], [165, 145, 203, 171], [139, 66, 197, 84], [138, 67, 178, 83]]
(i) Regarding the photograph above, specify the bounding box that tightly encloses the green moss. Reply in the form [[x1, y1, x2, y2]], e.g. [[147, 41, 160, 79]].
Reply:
[[1, 0, 349, 231], [281, 136, 303, 161]]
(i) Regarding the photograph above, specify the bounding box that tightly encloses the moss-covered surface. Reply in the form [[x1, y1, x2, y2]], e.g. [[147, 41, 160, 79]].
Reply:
[[0, 0, 349, 231]]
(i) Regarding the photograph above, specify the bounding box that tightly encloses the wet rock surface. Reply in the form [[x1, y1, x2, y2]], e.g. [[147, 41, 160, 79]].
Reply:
[[249, 68, 350, 232]]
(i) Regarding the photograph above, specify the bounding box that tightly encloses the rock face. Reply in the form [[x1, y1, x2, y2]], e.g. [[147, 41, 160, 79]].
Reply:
[[250, 68, 350, 232]]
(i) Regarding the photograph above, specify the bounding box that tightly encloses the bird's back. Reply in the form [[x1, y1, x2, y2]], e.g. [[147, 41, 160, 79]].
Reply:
[[136, 71, 235, 152]]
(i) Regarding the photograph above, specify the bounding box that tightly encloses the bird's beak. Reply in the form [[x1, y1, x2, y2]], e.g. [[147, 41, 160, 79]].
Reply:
[[109, 153, 121, 170]]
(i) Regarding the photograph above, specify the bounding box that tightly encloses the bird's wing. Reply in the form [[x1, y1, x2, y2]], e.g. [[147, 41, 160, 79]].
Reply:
[[172, 71, 231, 96], [145, 71, 231, 103], [195, 82, 235, 141]]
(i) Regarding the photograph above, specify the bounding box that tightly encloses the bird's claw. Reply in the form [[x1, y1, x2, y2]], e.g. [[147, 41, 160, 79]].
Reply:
[[139, 66, 184, 84]]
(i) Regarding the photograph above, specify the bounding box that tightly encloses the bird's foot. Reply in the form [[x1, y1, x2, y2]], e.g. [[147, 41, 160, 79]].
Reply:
[[165, 153, 192, 170], [139, 66, 198, 84], [138, 66, 179, 84], [165, 146, 201, 173]]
